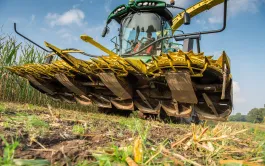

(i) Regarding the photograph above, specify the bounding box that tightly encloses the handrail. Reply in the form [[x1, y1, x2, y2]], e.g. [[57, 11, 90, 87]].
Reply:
[[14, 23, 52, 53], [14, 23, 99, 57]]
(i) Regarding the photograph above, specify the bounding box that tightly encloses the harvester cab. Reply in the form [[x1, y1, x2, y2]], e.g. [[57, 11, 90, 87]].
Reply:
[[103, 0, 191, 59], [8, 0, 233, 123]]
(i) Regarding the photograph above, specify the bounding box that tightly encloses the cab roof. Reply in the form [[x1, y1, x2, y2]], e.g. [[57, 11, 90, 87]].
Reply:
[[107, 0, 173, 25]]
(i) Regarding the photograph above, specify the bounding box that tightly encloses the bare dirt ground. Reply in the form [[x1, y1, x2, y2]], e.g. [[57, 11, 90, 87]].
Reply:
[[0, 102, 265, 166]]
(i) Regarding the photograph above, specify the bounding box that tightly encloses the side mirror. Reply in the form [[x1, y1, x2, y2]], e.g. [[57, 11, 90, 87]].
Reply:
[[102, 26, 109, 37], [184, 12, 191, 25]]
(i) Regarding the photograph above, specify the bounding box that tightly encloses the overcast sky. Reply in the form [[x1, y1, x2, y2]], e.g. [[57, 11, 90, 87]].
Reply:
[[0, 0, 265, 114]]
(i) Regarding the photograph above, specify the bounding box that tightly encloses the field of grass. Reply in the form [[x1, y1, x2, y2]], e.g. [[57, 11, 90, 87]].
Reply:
[[1, 102, 265, 166]]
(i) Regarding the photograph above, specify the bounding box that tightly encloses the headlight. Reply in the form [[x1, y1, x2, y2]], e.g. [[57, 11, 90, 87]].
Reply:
[[113, 6, 126, 15], [137, 1, 157, 7]]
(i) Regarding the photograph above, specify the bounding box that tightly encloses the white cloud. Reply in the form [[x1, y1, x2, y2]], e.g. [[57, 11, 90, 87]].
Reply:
[[61, 33, 78, 42], [233, 81, 246, 104], [40, 28, 48, 32], [73, 4, 80, 8], [196, 19, 205, 24], [233, 81, 240, 94], [195, 18, 210, 30], [56, 29, 78, 44], [31, 14, 35, 22], [229, 0, 260, 16], [45, 9, 85, 27], [208, 17, 223, 24], [84, 24, 108, 43], [28, 14, 36, 25], [208, 0, 263, 24], [104, 0, 112, 13], [84, 19, 119, 38], [85, 24, 105, 35]]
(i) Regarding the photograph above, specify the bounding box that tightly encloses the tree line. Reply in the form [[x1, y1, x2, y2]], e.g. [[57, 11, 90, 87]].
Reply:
[[229, 107, 265, 123]]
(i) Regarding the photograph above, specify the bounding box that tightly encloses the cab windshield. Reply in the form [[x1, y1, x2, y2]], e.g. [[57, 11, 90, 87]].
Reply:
[[121, 12, 162, 56]]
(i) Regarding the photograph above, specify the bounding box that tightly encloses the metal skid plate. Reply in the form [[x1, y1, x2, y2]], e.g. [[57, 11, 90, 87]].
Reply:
[[55, 73, 86, 96], [195, 105, 232, 121], [165, 72, 198, 104], [111, 99, 134, 111], [90, 95, 112, 108], [54, 73, 92, 106], [161, 101, 192, 118], [25, 75, 55, 95], [74, 95, 92, 106], [134, 101, 161, 114], [98, 72, 132, 100]]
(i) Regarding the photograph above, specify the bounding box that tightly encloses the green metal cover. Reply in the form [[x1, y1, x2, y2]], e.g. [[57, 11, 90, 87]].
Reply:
[[106, 0, 168, 24]]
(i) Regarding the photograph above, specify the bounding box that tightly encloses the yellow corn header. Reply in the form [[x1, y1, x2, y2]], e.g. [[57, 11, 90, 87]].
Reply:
[[7, 0, 233, 123]]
